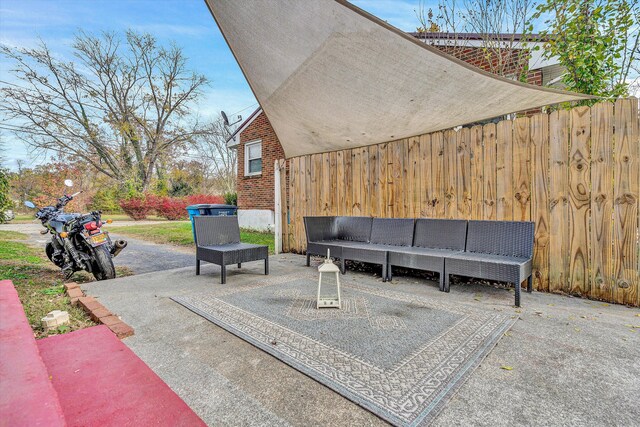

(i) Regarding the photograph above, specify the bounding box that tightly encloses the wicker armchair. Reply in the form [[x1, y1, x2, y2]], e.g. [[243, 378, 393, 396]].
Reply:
[[194, 216, 268, 284], [444, 220, 535, 306]]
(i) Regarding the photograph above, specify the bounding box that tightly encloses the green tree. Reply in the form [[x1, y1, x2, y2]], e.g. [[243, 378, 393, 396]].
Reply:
[[532, 0, 639, 99]]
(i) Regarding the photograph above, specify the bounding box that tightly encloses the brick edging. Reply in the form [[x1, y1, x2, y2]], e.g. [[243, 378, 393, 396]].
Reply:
[[64, 282, 134, 339]]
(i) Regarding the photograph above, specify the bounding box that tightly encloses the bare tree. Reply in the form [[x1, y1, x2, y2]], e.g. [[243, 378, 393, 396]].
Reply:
[[0, 31, 209, 192], [191, 117, 237, 194], [415, 0, 536, 80]]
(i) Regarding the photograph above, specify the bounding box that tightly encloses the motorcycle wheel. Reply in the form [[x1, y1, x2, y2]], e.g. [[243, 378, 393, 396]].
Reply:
[[91, 245, 116, 280]]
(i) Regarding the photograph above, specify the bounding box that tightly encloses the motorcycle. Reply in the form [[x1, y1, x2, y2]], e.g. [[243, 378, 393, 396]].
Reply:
[[24, 179, 127, 281]]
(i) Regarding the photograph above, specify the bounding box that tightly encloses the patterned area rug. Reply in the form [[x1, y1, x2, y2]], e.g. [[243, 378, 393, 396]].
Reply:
[[173, 274, 516, 426]]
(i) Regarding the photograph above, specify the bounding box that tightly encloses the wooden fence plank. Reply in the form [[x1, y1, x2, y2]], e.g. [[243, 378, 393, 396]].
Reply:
[[321, 153, 330, 216], [408, 137, 421, 217], [470, 126, 484, 219], [590, 102, 614, 301], [496, 120, 513, 221], [302, 156, 310, 252], [530, 113, 550, 292], [568, 106, 591, 296], [336, 151, 345, 216], [419, 134, 433, 217], [513, 117, 531, 221], [444, 130, 458, 219], [368, 145, 379, 217], [289, 157, 298, 252], [456, 128, 472, 219], [344, 149, 353, 217], [548, 110, 570, 294], [613, 98, 639, 305], [352, 148, 362, 216], [360, 147, 370, 217], [432, 132, 445, 218], [378, 143, 388, 217], [483, 123, 497, 220]]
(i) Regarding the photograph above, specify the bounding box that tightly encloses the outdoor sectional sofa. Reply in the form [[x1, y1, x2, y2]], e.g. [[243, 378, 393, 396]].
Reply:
[[304, 216, 534, 306]]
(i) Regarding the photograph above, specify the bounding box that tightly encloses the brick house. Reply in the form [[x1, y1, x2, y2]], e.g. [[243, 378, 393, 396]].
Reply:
[[227, 33, 564, 231]]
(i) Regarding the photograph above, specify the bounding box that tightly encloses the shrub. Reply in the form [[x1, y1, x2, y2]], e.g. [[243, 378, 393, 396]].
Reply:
[[223, 192, 237, 206], [119, 197, 150, 220], [185, 194, 224, 205], [156, 197, 189, 220]]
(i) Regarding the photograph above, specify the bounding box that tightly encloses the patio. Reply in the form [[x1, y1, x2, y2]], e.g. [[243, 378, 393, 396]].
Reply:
[[82, 254, 640, 426]]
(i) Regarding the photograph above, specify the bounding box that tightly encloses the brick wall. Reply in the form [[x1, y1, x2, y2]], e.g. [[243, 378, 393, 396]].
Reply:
[[237, 113, 288, 211]]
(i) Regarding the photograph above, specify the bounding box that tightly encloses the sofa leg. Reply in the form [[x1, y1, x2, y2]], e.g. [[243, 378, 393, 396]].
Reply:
[[221, 265, 226, 284], [444, 273, 450, 293], [439, 272, 444, 292], [265, 257, 269, 275], [514, 282, 521, 307], [382, 263, 387, 282], [238, 263, 241, 268], [341, 258, 346, 275], [196, 259, 200, 276], [388, 265, 393, 282], [527, 275, 533, 293], [306, 253, 310, 267]]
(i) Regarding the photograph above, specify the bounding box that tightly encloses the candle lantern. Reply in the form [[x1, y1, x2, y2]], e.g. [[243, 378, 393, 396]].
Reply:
[[317, 249, 341, 309]]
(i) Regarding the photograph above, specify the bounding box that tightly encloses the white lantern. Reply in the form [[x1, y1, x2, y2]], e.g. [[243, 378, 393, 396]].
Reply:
[[317, 249, 341, 309]]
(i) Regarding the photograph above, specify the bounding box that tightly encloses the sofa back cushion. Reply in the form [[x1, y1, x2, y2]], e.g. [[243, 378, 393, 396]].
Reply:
[[370, 218, 414, 246], [335, 216, 373, 242], [466, 220, 535, 258], [304, 216, 337, 242], [413, 218, 467, 250], [194, 216, 240, 246]]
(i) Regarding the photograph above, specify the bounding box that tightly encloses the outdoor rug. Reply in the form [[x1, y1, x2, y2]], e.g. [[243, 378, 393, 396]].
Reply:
[[172, 273, 516, 426]]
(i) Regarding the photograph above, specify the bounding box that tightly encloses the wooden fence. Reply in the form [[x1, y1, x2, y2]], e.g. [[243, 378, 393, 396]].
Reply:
[[281, 99, 639, 307]]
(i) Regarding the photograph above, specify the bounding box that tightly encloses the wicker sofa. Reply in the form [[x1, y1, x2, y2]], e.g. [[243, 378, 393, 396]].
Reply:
[[304, 216, 534, 306]]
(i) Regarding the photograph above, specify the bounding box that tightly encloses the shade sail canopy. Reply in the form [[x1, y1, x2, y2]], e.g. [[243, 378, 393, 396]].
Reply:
[[206, 0, 592, 158]]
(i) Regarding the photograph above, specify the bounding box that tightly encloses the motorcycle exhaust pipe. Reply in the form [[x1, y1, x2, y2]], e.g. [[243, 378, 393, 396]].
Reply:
[[111, 240, 127, 257]]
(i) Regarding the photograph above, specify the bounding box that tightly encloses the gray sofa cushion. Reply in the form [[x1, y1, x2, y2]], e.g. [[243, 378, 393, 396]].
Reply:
[[335, 216, 373, 242], [413, 218, 467, 250], [370, 218, 415, 246]]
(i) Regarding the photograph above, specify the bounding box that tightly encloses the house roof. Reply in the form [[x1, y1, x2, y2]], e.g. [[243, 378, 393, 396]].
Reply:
[[408, 32, 548, 42], [225, 107, 262, 148], [207, 0, 592, 158]]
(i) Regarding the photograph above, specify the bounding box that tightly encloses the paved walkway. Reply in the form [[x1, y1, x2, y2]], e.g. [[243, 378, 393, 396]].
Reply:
[[82, 254, 640, 427]]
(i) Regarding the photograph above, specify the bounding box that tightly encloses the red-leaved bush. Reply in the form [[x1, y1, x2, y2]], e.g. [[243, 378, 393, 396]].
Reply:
[[185, 194, 224, 205], [119, 197, 150, 220], [119, 193, 225, 220], [157, 198, 189, 220]]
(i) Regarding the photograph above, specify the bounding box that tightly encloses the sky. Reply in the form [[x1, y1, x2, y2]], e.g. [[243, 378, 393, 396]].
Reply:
[[0, 0, 426, 170]]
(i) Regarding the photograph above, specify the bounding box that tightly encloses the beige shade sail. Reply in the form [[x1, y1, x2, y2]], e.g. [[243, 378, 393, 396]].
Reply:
[[206, 0, 592, 158]]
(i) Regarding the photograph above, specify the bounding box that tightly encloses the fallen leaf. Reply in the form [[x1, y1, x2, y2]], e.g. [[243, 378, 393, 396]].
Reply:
[[601, 303, 609, 307], [574, 328, 581, 332], [501, 366, 513, 371], [504, 332, 512, 337]]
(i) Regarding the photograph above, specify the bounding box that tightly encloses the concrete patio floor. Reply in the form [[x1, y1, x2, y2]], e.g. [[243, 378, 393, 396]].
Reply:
[[82, 254, 640, 426]]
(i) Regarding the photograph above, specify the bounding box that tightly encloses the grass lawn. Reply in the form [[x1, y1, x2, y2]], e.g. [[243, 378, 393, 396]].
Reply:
[[107, 221, 276, 254], [0, 230, 131, 338]]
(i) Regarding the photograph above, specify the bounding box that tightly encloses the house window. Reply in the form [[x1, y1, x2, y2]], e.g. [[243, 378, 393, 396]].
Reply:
[[245, 140, 262, 176]]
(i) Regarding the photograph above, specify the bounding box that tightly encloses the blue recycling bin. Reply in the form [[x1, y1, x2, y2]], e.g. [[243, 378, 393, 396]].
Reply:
[[186, 204, 238, 242]]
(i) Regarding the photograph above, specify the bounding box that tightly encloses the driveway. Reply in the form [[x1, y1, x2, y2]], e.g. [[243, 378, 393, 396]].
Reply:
[[0, 221, 194, 275]]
